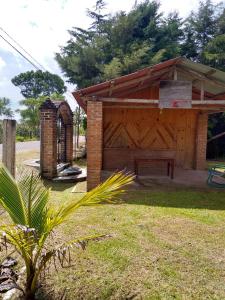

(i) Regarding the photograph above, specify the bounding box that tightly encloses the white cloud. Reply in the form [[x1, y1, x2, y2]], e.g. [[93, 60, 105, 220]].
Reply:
[[0, 56, 6, 70]]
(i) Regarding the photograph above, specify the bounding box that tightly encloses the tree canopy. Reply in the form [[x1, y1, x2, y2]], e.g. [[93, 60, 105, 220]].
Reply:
[[56, 0, 225, 159], [56, 0, 225, 89], [0, 97, 13, 117], [11, 70, 67, 99]]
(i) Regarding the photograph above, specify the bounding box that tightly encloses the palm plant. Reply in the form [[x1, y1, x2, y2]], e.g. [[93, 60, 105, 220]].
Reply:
[[0, 166, 133, 300]]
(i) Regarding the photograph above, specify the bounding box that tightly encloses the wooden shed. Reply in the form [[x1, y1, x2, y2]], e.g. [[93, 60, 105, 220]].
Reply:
[[73, 57, 225, 190]]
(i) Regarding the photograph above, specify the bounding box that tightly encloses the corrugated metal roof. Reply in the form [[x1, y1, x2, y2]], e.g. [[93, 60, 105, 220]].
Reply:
[[73, 57, 225, 110]]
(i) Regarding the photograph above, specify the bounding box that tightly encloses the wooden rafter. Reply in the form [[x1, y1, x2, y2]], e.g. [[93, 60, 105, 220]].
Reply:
[[87, 67, 172, 96], [212, 91, 225, 99], [208, 131, 225, 143], [200, 81, 204, 101], [177, 65, 225, 89], [192, 87, 213, 99], [114, 71, 170, 97]]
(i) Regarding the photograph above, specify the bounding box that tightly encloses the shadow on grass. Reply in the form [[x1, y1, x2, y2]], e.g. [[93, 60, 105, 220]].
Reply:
[[123, 189, 225, 210], [43, 179, 75, 191]]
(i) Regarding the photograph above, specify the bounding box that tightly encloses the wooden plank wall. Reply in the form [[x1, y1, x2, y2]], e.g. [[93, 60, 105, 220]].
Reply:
[[103, 107, 198, 171], [118, 84, 205, 100], [124, 86, 159, 99]]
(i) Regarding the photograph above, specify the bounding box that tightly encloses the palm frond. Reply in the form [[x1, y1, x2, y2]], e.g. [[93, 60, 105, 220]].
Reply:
[[48, 172, 134, 228], [0, 225, 35, 262], [0, 165, 27, 225], [18, 170, 50, 234]]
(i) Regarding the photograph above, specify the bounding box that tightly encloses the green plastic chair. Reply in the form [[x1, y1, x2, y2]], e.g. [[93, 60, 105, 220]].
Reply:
[[207, 164, 225, 188]]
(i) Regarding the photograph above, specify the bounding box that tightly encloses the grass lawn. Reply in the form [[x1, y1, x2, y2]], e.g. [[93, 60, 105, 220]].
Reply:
[[35, 182, 225, 300], [2, 151, 225, 299]]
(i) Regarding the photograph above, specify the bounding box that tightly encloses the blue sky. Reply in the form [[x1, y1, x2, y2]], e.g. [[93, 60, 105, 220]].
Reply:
[[0, 0, 222, 114]]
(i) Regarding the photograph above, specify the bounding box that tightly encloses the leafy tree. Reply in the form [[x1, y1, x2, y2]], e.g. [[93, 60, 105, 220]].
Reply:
[[181, 17, 198, 60], [193, 0, 218, 51], [0, 97, 14, 117], [56, 0, 182, 88], [0, 98, 14, 143], [17, 97, 44, 138], [217, 7, 225, 34], [17, 93, 65, 139], [182, 0, 224, 61], [87, 0, 108, 32], [0, 166, 133, 299], [56, 0, 225, 88], [203, 34, 225, 70], [11, 70, 67, 99], [56, 0, 225, 159]]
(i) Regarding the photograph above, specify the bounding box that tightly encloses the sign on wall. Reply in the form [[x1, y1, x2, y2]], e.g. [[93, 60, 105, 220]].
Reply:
[[159, 80, 192, 108]]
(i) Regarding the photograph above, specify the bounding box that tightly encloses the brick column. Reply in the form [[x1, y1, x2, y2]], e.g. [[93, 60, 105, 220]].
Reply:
[[195, 112, 208, 170], [2, 119, 16, 177], [87, 101, 103, 191], [65, 124, 73, 164], [40, 107, 57, 179]]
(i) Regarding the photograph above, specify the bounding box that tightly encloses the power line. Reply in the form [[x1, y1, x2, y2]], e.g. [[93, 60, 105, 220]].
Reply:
[[0, 27, 72, 101], [0, 27, 47, 71], [0, 33, 40, 70]]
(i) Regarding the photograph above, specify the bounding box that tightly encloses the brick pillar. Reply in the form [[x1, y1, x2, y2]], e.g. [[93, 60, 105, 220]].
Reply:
[[195, 112, 208, 170], [65, 124, 73, 164], [87, 101, 103, 191], [2, 119, 16, 177], [40, 108, 57, 179]]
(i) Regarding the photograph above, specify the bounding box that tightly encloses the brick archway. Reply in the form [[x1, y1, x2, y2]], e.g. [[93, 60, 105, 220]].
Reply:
[[40, 99, 73, 179]]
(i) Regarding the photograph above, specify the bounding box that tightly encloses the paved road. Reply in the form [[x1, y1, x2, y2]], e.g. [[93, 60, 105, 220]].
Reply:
[[0, 141, 40, 156], [0, 136, 85, 156]]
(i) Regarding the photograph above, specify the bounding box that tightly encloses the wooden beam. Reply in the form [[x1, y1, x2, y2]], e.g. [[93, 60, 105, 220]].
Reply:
[[84, 96, 225, 105], [212, 91, 225, 98], [192, 86, 213, 99], [103, 105, 225, 111], [108, 80, 115, 97], [104, 105, 158, 109], [173, 67, 178, 80], [193, 100, 225, 104], [200, 81, 204, 101], [177, 65, 225, 89], [207, 110, 225, 114], [88, 68, 172, 96], [96, 98, 159, 104], [114, 71, 170, 97], [208, 131, 225, 143], [205, 69, 217, 77]]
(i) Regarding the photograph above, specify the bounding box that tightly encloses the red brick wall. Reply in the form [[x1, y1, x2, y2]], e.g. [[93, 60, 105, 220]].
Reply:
[[40, 100, 73, 179], [195, 112, 208, 170], [87, 101, 103, 190], [40, 109, 57, 178]]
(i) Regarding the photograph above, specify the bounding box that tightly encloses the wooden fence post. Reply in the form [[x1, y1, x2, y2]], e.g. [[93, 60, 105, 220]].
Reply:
[[2, 119, 16, 176]]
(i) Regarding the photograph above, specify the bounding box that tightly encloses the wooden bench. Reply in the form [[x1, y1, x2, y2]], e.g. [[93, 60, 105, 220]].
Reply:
[[134, 158, 175, 179]]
